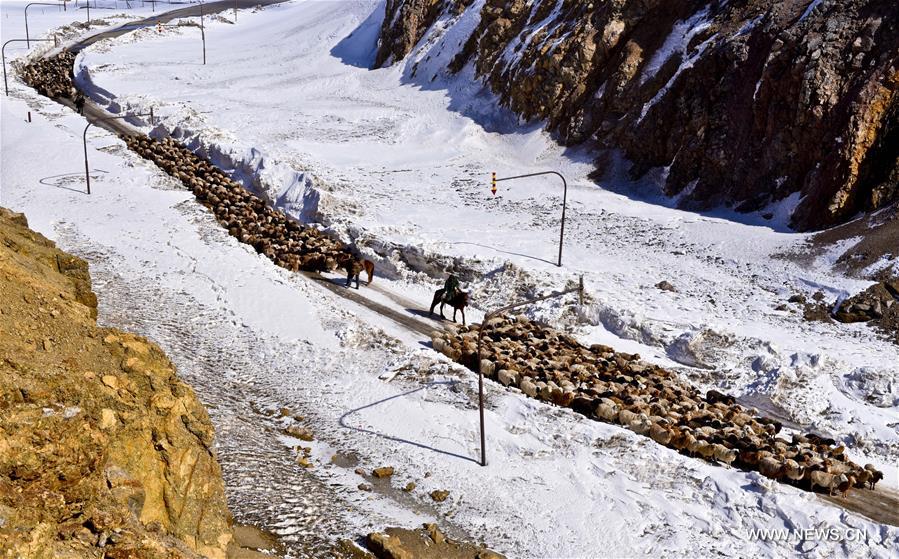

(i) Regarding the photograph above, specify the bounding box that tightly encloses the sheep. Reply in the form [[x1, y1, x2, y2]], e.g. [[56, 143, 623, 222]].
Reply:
[[782, 459, 804, 482], [479, 359, 495, 378], [595, 399, 619, 422], [519, 377, 538, 398], [649, 421, 672, 445], [415, 296, 875, 496], [837, 475, 856, 498], [759, 456, 783, 479], [628, 414, 653, 436], [696, 441, 717, 460], [809, 470, 848, 496], [854, 469, 872, 488], [706, 390, 735, 406], [713, 444, 738, 466]]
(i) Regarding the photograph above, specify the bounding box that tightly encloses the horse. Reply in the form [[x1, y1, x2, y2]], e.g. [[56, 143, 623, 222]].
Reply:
[[429, 289, 468, 325], [340, 255, 375, 289]]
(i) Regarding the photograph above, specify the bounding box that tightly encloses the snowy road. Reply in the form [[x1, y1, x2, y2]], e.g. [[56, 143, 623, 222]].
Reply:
[[3, 1, 899, 558]]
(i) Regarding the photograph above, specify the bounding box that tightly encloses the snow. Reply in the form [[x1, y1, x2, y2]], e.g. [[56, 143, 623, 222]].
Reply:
[[638, 33, 719, 124], [3, 1, 899, 557], [639, 6, 712, 85]]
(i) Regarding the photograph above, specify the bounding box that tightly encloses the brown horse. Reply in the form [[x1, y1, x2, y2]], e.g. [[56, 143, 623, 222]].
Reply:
[[340, 256, 375, 289], [429, 289, 468, 325]]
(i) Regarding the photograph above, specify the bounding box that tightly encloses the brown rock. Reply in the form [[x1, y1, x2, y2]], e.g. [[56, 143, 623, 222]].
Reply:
[[366, 532, 412, 559], [284, 424, 314, 441], [377, 0, 899, 231], [424, 523, 445, 545], [372, 466, 395, 478], [0, 208, 234, 559], [429, 489, 450, 502]]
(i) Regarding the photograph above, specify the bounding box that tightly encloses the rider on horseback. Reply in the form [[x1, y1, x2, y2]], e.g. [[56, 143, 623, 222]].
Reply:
[[442, 271, 460, 304]]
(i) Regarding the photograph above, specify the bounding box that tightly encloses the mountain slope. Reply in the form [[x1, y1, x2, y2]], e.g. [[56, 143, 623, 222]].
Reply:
[[376, 0, 899, 231]]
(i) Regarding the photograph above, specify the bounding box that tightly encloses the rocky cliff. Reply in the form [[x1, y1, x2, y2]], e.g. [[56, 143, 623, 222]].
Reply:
[[0, 208, 233, 558], [375, 0, 899, 231]]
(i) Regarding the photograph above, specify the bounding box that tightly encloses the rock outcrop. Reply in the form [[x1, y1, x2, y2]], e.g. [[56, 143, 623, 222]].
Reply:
[[0, 208, 233, 558], [365, 524, 506, 559], [376, 0, 899, 231], [832, 279, 899, 343]]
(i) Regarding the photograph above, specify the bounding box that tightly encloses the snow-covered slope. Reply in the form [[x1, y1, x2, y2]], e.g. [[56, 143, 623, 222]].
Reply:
[[375, 0, 899, 232], [2, 1, 898, 557]]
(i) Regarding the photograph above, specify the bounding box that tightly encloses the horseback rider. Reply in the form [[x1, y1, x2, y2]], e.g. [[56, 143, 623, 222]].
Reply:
[[442, 271, 460, 303]]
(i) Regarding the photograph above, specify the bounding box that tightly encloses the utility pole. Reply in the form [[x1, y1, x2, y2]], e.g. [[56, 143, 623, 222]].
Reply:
[[474, 276, 584, 465], [491, 171, 569, 267]]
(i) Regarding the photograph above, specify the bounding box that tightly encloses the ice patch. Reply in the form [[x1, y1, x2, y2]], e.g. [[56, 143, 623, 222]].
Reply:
[[638, 33, 718, 124]]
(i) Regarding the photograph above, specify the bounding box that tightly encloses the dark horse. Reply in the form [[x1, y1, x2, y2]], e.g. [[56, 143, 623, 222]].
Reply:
[[429, 289, 468, 325]]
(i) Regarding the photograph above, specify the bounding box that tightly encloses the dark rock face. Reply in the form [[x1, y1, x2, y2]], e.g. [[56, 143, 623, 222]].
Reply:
[[833, 279, 899, 343], [376, 0, 899, 231], [375, 0, 474, 68]]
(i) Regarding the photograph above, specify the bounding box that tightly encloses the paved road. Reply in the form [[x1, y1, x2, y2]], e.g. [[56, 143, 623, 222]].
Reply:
[[28, 0, 899, 532], [68, 0, 287, 138], [303, 273, 445, 339]]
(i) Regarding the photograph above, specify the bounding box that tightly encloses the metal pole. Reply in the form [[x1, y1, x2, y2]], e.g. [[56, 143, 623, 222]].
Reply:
[[494, 170, 569, 267], [3, 38, 57, 96], [82, 111, 153, 194], [83, 123, 92, 194], [25, 4, 60, 49], [558, 174, 567, 267], [472, 276, 584, 467], [234, 0, 237, 21], [476, 326, 487, 466], [2, 46, 8, 96], [199, 3, 206, 65]]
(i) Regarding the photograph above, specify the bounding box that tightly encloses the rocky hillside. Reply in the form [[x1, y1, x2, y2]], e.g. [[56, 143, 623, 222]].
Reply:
[[0, 208, 233, 558], [375, 0, 899, 231]]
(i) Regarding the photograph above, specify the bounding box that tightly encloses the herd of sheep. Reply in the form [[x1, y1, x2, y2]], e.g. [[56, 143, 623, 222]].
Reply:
[[431, 316, 884, 496], [120, 134, 358, 273], [18, 50, 360, 274], [18, 50, 76, 99], [22, 49, 885, 499]]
